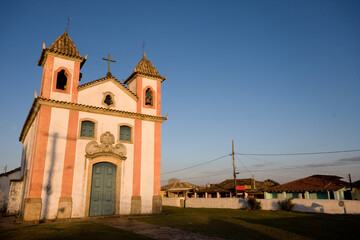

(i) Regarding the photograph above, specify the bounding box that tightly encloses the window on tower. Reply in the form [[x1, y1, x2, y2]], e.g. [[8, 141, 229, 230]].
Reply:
[[56, 70, 68, 90], [145, 88, 153, 106]]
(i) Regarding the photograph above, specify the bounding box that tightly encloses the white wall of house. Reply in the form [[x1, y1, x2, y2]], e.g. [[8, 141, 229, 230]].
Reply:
[[0, 169, 21, 211]]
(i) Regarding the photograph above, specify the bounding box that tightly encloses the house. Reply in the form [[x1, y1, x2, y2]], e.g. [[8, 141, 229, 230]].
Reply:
[[161, 181, 199, 198], [196, 179, 277, 198], [351, 180, 360, 200], [263, 175, 351, 200], [0, 167, 21, 212], [14, 30, 167, 221]]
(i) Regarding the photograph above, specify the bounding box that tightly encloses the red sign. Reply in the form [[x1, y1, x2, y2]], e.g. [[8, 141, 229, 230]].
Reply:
[[236, 185, 246, 191]]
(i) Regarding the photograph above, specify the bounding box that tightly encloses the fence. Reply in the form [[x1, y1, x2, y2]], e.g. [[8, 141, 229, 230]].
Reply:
[[162, 197, 360, 214]]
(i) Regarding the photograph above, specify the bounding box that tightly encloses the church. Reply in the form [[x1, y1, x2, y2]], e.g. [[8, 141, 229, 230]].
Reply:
[[17, 30, 167, 221]]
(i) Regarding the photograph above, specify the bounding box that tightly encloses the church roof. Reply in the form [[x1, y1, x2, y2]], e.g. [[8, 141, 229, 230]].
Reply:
[[38, 32, 85, 66], [124, 55, 166, 84]]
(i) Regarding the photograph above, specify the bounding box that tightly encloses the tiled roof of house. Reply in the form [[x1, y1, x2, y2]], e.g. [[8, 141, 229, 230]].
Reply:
[[0, 167, 21, 177], [38, 32, 85, 66], [196, 179, 277, 193], [264, 175, 350, 192], [161, 181, 199, 191], [124, 55, 165, 84]]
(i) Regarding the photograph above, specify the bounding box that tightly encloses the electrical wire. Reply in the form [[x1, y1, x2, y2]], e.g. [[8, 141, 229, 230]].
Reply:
[[162, 154, 229, 175], [235, 149, 360, 156]]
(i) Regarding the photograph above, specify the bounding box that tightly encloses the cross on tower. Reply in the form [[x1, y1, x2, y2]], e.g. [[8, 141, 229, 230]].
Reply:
[[65, 17, 71, 33], [142, 42, 146, 58], [102, 53, 116, 76]]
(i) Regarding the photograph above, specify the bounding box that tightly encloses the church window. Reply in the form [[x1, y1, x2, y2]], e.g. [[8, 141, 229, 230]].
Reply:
[[56, 70, 68, 90], [119, 125, 131, 142], [145, 88, 153, 106], [81, 121, 95, 138]]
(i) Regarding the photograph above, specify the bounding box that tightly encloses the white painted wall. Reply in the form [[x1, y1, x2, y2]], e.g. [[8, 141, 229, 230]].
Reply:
[[0, 169, 21, 211], [40, 108, 69, 219], [78, 79, 136, 112], [163, 198, 360, 214], [140, 121, 155, 213]]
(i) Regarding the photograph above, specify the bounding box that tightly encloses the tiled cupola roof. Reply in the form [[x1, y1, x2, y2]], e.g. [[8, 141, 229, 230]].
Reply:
[[48, 32, 82, 58], [124, 55, 166, 84], [38, 32, 85, 66]]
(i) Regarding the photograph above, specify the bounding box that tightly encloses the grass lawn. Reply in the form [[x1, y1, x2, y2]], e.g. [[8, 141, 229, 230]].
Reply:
[[138, 206, 360, 240], [0, 221, 151, 240]]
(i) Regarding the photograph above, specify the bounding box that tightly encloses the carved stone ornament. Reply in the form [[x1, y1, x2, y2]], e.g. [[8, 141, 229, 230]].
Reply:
[[85, 131, 127, 160]]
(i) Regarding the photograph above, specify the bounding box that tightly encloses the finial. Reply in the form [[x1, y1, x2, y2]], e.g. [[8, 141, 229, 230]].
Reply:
[[166, 113, 168, 119], [65, 17, 71, 34], [34, 90, 38, 98], [142, 42, 146, 58], [85, 53, 88, 59], [42, 42, 46, 49]]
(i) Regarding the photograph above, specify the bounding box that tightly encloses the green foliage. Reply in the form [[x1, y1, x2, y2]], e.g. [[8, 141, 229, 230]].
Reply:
[[247, 198, 262, 210], [278, 198, 294, 211]]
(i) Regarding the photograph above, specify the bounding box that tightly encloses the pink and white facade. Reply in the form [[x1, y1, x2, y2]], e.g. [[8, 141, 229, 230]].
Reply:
[[19, 32, 166, 221]]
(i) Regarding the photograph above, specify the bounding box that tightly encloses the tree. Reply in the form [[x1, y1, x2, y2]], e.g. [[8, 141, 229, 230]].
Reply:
[[168, 178, 180, 184], [265, 179, 280, 186]]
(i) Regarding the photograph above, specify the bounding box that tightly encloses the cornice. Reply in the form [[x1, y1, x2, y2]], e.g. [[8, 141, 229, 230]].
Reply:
[[124, 72, 167, 85], [19, 98, 167, 142]]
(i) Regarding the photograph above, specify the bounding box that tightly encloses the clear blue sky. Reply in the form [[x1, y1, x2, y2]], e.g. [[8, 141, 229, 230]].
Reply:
[[0, 0, 359, 185]]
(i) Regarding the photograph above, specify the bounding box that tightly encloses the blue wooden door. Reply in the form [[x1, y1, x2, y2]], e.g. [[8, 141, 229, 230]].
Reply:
[[89, 162, 116, 216]]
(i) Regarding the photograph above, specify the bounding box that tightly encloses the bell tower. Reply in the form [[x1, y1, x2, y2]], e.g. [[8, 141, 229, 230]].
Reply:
[[124, 52, 166, 214], [37, 32, 86, 103]]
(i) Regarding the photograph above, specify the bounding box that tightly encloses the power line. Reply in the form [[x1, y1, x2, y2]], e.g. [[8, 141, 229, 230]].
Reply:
[[235, 155, 253, 177], [162, 154, 230, 175], [235, 149, 360, 156]]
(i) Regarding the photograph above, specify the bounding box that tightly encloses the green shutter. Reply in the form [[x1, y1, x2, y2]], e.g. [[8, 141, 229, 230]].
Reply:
[[120, 126, 131, 141], [81, 121, 95, 138]]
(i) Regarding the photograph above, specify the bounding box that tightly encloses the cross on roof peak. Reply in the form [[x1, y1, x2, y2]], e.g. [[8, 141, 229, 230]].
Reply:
[[102, 53, 116, 76]]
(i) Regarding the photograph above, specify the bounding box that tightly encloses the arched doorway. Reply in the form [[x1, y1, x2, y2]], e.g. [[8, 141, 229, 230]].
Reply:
[[89, 162, 116, 216]]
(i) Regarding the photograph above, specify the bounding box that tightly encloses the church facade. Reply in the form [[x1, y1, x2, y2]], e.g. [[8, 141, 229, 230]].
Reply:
[[19, 31, 166, 220]]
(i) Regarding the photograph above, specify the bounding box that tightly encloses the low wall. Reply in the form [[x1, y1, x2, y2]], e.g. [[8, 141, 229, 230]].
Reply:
[[162, 197, 184, 207], [186, 198, 247, 209], [162, 197, 360, 214]]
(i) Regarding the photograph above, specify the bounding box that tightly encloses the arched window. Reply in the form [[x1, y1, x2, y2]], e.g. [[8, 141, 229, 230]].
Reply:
[[119, 125, 131, 142], [145, 88, 153, 106], [80, 121, 95, 138], [56, 70, 68, 90]]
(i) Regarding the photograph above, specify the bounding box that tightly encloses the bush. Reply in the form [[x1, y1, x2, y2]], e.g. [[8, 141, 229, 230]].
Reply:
[[278, 198, 294, 211], [247, 198, 262, 210]]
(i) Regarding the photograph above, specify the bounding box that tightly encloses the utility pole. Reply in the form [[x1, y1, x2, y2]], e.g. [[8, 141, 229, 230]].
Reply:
[[232, 140, 237, 197], [349, 174, 353, 190]]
